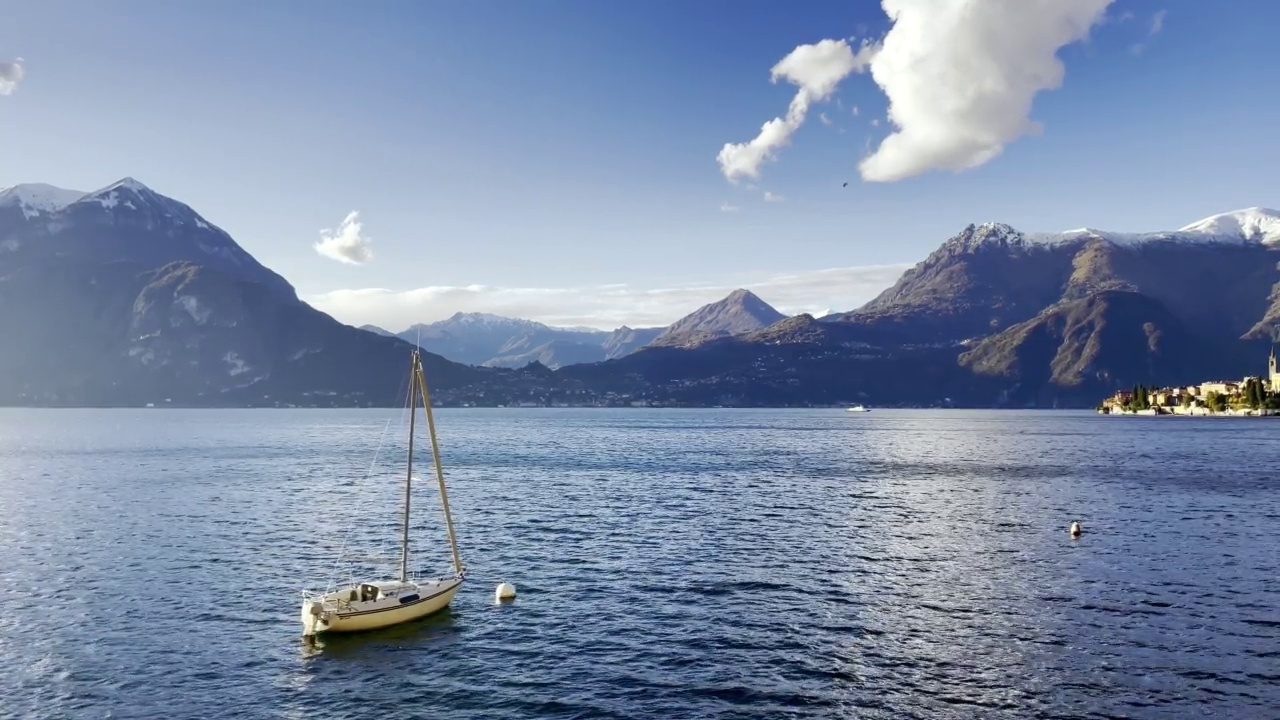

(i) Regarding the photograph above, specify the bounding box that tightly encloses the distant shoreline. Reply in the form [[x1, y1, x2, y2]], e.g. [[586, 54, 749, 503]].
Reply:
[[0, 404, 1160, 411], [1099, 408, 1279, 418]]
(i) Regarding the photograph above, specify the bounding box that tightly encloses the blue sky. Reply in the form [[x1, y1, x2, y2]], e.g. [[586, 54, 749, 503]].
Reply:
[[2, 0, 1278, 329]]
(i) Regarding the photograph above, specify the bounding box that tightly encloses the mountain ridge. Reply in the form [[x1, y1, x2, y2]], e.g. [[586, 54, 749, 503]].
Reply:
[[0, 178, 564, 407], [3, 177, 1276, 408], [571, 205, 1280, 407]]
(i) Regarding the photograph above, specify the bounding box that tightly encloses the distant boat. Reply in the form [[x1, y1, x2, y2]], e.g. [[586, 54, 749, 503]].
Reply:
[[845, 404, 870, 413], [300, 349, 465, 636]]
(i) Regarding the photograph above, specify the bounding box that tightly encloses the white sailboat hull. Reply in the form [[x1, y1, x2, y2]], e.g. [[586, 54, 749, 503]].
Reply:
[[300, 350, 466, 638], [301, 577, 462, 636]]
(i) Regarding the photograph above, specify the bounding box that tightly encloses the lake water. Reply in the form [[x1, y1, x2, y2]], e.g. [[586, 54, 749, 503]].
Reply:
[[0, 409, 1276, 719]]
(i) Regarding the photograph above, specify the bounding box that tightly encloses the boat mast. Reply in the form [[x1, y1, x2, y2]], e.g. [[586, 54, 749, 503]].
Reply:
[[400, 351, 418, 583], [415, 355, 464, 577]]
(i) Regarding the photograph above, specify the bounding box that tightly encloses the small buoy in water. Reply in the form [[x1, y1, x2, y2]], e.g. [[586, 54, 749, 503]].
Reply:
[[1069, 521, 1082, 538], [495, 582, 517, 602]]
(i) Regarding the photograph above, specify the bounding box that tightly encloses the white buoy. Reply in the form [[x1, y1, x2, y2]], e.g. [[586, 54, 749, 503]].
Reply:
[[495, 582, 517, 602], [1070, 521, 1082, 538]]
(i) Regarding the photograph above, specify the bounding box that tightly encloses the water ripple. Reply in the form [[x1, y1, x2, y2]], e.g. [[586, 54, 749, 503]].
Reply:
[[0, 408, 1276, 719]]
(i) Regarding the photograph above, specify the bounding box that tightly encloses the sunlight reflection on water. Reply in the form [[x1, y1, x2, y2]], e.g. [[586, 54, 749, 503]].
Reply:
[[0, 408, 1276, 719]]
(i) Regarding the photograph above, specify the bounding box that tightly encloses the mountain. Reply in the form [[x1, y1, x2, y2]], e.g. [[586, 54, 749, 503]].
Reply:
[[1, 178, 296, 300], [0, 183, 87, 219], [7, 180, 1274, 409], [567, 208, 1280, 407], [839, 208, 1280, 341], [394, 312, 666, 368], [359, 324, 396, 337], [0, 179, 559, 407], [484, 338, 615, 370], [382, 291, 787, 367], [1175, 207, 1280, 244], [957, 290, 1201, 405], [398, 313, 609, 367], [560, 316, 983, 407], [831, 222, 1073, 342], [602, 325, 665, 359], [649, 289, 787, 348]]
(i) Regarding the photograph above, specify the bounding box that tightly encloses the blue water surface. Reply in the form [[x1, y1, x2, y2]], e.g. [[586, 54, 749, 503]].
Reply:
[[0, 409, 1276, 719]]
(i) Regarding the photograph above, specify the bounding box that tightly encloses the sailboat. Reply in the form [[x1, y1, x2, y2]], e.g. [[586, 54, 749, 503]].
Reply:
[[300, 349, 465, 636]]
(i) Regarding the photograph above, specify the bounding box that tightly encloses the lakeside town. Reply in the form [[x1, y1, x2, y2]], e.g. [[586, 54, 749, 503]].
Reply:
[[1099, 347, 1280, 416]]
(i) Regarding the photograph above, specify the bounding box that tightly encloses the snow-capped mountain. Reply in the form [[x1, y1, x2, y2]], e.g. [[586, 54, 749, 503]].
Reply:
[[0, 183, 87, 218], [0, 177, 294, 299], [396, 312, 615, 367], [946, 207, 1280, 251], [815, 204, 1280, 405], [0, 176, 500, 406], [388, 312, 680, 367], [391, 296, 786, 367], [1176, 207, 1280, 244]]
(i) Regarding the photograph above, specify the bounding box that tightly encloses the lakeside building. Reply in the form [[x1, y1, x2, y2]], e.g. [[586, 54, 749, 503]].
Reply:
[[1099, 347, 1280, 416]]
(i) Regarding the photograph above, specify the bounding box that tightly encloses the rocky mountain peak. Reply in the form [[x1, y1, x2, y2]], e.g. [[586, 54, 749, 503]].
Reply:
[[649, 288, 786, 348]]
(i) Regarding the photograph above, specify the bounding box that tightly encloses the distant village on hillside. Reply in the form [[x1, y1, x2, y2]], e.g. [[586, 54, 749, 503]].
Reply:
[[1099, 347, 1280, 416]]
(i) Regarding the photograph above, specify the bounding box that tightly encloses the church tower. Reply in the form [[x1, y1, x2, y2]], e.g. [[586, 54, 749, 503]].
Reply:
[[1270, 345, 1280, 391]]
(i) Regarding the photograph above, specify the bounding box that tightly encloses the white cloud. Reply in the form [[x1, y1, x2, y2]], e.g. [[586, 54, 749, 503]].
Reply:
[[870, 118, 880, 128], [720, 1, 1112, 184], [858, 0, 1113, 182], [0, 58, 25, 96], [1149, 9, 1166, 35], [763, 191, 784, 202], [1130, 9, 1166, 55], [819, 112, 833, 126], [306, 263, 911, 331], [717, 39, 877, 182], [852, 105, 860, 117], [314, 211, 373, 265], [719, 201, 741, 213]]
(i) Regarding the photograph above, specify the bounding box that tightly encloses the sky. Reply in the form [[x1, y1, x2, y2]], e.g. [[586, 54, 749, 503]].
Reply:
[[2, 0, 1279, 330]]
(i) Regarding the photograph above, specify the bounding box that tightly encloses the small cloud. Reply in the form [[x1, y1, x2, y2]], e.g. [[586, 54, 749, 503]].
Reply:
[[870, 118, 880, 128], [1149, 9, 1167, 35], [763, 191, 785, 203], [716, 38, 878, 182], [0, 58, 25, 96], [314, 211, 373, 265], [720, 202, 741, 213], [819, 112, 833, 126], [852, 105, 860, 117], [1130, 9, 1167, 55]]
